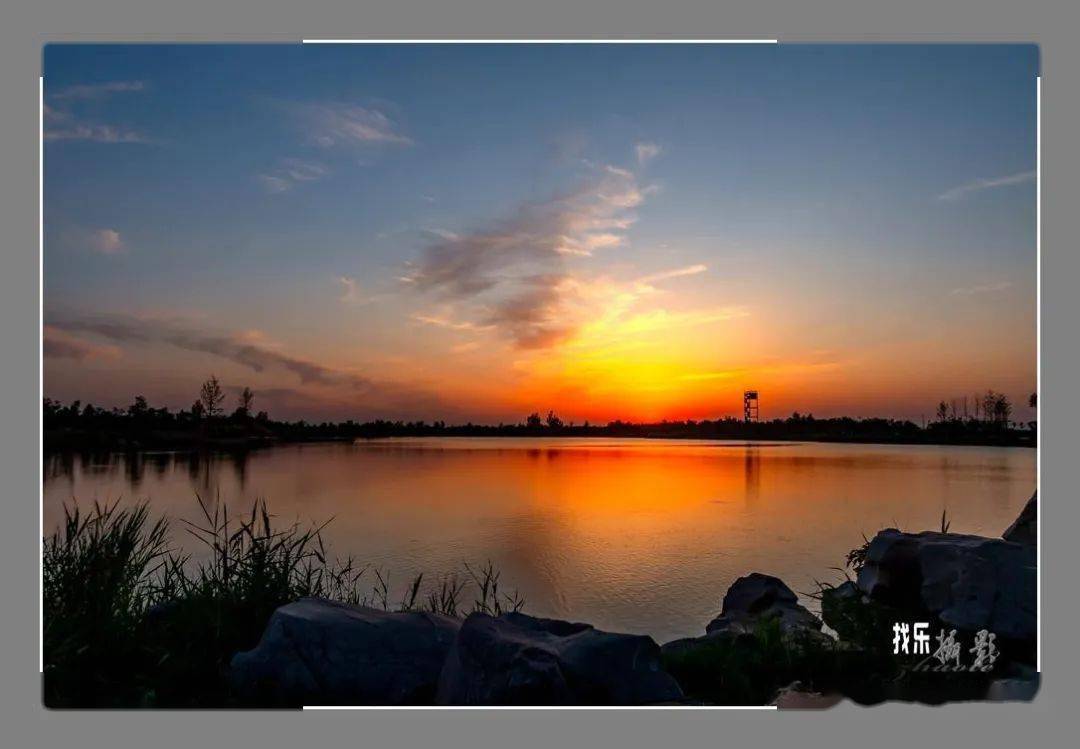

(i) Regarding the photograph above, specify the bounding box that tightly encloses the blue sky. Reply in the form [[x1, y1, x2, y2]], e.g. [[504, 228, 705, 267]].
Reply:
[[42, 44, 1039, 422]]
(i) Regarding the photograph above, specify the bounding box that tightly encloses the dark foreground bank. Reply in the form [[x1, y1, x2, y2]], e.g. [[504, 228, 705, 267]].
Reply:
[[42, 494, 1038, 708]]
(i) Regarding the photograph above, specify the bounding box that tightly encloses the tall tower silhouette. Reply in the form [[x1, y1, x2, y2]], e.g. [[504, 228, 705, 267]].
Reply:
[[743, 390, 759, 423]]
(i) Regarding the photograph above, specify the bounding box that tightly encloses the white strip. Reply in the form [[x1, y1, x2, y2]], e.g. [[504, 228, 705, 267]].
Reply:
[[38, 75, 45, 674], [1035, 74, 1041, 673], [303, 39, 778, 45], [303, 705, 777, 710]]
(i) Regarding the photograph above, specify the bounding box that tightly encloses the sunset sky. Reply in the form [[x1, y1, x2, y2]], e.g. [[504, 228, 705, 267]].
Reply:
[[43, 44, 1038, 424]]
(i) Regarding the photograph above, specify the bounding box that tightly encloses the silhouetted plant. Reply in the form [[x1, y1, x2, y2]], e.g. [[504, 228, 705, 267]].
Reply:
[[198, 375, 225, 419], [43, 496, 527, 707]]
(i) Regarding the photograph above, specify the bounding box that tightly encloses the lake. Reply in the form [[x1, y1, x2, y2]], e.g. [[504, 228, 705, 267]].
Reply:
[[43, 438, 1036, 644]]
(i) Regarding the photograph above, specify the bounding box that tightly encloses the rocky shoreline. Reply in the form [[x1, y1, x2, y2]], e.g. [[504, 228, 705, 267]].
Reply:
[[226, 493, 1039, 707]]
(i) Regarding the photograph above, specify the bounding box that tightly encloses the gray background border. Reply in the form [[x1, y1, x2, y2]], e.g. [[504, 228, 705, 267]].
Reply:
[[3, 1, 1078, 746]]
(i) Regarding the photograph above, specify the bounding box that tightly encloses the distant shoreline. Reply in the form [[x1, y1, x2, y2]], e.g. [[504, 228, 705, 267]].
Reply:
[[44, 396, 1036, 453]]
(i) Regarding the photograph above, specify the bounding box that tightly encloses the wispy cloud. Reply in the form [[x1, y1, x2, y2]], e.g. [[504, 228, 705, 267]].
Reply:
[[48, 313, 369, 389], [45, 313, 456, 419], [424, 228, 460, 242], [295, 102, 413, 147], [635, 141, 662, 165], [44, 123, 152, 144], [677, 356, 841, 383], [50, 80, 145, 100], [280, 158, 328, 182], [403, 159, 652, 348], [938, 171, 1035, 202], [257, 175, 291, 194], [258, 158, 329, 193], [412, 311, 494, 332], [43, 326, 121, 361], [951, 281, 1013, 296], [44, 81, 153, 143], [634, 263, 707, 291], [337, 276, 360, 303], [89, 228, 125, 255]]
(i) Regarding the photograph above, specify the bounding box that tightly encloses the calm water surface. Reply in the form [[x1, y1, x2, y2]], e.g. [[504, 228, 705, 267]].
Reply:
[[44, 438, 1035, 643]]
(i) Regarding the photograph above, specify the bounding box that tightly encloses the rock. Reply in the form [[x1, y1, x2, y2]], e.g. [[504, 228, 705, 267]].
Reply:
[[230, 598, 460, 706], [1003, 492, 1037, 547], [435, 612, 683, 705], [706, 573, 821, 636], [856, 530, 1036, 643], [660, 629, 754, 658]]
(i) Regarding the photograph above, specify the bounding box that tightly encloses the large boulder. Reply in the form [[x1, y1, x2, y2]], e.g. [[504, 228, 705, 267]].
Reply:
[[1003, 492, 1037, 547], [230, 598, 460, 706], [856, 530, 1036, 643], [435, 612, 683, 705], [706, 573, 821, 636]]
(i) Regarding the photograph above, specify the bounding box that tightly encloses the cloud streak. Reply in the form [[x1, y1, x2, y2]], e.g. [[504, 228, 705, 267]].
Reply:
[[296, 102, 413, 147], [635, 142, 661, 165], [634, 263, 707, 291], [50, 80, 146, 100], [258, 158, 329, 193], [43, 326, 121, 361], [44, 123, 152, 144], [48, 314, 366, 388], [404, 162, 652, 348], [938, 171, 1035, 202], [951, 281, 1013, 296], [45, 81, 153, 143], [45, 313, 461, 419]]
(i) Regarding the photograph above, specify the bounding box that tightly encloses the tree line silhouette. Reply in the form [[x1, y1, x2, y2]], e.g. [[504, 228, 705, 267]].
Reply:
[[43, 376, 1037, 453]]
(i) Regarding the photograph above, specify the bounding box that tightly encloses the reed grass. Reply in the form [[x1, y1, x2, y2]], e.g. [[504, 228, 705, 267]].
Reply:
[[43, 496, 524, 707]]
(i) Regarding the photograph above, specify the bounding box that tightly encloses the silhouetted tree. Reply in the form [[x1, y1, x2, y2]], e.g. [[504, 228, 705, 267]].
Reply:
[[935, 401, 950, 423], [199, 375, 225, 419], [525, 412, 543, 429], [994, 393, 1013, 426], [190, 400, 205, 421], [546, 410, 564, 429], [1029, 392, 1037, 409], [237, 387, 255, 419], [128, 395, 149, 419], [981, 390, 1012, 427]]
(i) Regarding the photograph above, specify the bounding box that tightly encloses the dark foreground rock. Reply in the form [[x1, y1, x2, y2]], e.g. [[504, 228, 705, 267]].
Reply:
[[666, 573, 825, 655], [1003, 491, 1037, 547], [661, 573, 825, 678], [436, 612, 683, 705], [706, 573, 822, 637], [856, 529, 1036, 643], [230, 598, 460, 706]]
